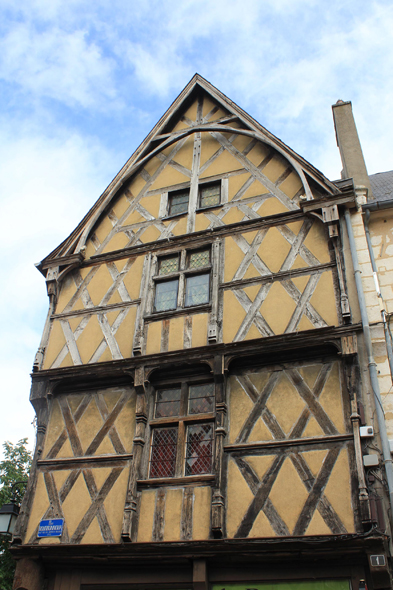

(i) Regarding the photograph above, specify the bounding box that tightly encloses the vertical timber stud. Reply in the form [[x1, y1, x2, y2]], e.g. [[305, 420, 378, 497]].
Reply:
[[33, 266, 58, 371], [211, 354, 226, 538], [193, 559, 208, 590], [341, 335, 371, 527], [133, 254, 152, 355], [322, 206, 351, 321], [122, 366, 147, 541], [208, 239, 220, 343]]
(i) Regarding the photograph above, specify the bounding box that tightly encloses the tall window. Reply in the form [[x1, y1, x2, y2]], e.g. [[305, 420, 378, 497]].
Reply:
[[149, 382, 215, 479], [153, 248, 211, 313]]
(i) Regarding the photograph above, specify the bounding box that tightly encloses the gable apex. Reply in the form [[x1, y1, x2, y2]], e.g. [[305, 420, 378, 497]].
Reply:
[[38, 75, 340, 273]]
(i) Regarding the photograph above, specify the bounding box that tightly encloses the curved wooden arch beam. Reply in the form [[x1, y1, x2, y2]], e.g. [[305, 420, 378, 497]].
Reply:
[[75, 124, 336, 254]]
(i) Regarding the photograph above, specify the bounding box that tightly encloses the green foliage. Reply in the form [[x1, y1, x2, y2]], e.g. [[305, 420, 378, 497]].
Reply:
[[0, 439, 32, 590]]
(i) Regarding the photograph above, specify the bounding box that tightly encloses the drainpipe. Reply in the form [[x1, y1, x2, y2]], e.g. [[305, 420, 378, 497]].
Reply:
[[363, 208, 393, 382], [345, 207, 393, 522]]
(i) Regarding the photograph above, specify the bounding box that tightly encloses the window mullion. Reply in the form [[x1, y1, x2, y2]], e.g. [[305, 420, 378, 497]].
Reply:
[[175, 421, 186, 477]]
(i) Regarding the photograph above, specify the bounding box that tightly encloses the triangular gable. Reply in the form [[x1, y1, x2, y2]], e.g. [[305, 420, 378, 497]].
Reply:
[[38, 74, 340, 273]]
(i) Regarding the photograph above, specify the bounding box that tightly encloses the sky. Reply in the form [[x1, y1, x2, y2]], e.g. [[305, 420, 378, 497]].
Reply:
[[0, 0, 392, 455]]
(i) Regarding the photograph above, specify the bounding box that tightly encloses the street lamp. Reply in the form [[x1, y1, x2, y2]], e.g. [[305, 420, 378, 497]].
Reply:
[[0, 481, 27, 536]]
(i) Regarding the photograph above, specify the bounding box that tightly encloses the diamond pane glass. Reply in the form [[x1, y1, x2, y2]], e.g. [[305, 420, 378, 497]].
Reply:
[[189, 250, 210, 269], [200, 184, 220, 208], [154, 279, 178, 311], [169, 191, 189, 215], [155, 388, 181, 418], [159, 256, 179, 275], [185, 423, 213, 476], [189, 383, 215, 414], [185, 273, 210, 307], [150, 427, 178, 478]]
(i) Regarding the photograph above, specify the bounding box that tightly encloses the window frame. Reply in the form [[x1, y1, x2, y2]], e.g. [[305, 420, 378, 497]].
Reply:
[[197, 180, 221, 211], [166, 187, 190, 218], [151, 246, 212, 315], [147, 378, 216, 481]]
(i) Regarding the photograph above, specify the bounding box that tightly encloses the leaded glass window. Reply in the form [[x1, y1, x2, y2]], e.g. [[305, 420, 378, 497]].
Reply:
[[168, 190, 189, 216], [189, 383, 215, 414], [159, 256, 179, 275], [150, 427, 178, 478], [200, 183, 220, 208], [155, 388, 181, 418], [185, 273, 210, 307], [189, 250, 210, 269], [185, 423, 214, 476], [154, 279, 178, 311]]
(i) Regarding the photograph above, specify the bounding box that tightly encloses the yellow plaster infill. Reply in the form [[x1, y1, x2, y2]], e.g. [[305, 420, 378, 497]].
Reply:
[[59, 352, 73, 369], [249, 507, 277, 537], [24, 472, 50, 544], [262, 157, 288, 184], [224, 236, 246, 282], [144, 156, 161, 179], [309, 271, 339, 327], [318, 363, 345, 433], [56, 436, 73, 459], [171, 134, 194, 170], [305, 509, 332, 535], [291, 274, 309, 293], [42, 398, 64, 457], [62, 471, 92, 538], [298, 364, 323, 390], [111, 192, 130, 220], [43, 320, 67, 370], [201, 96, 219, 118], [259, 282, 297, 335], [128, 173, 147, 199], [103, 466, 130, 542], [245, 455, 275, 481], [163, 488, 183, 541], [256, 226, 292, 274], [226, 459, 254, 538], [105, 310, 121, 327], [137, 489, 156, 542], [183, 100, 198, 122], [150, 163, 190, 192], [269, 456, 309, 533], [246, 142, 270, 168], [248, 370, 271, 392], [232, 134, 253, 153], [193, 486, 211, 540], [242, 284, 261, 301], [56, 274, 78, 314], [114, 395, 136, 452], [101, 232, 130, 255], [200, 148, 242, 179], [266, 373, 306, 435], [228, 173, 252, 200], [170, 216, 188, 237], [146, 321, 162, 355], [248, 417, 274, 442], [84, 239, 97, 260], [239, 179, 270, 201], [168, 316, 184, 351], [257, 197, 290, 217], [199, 134, 222, 168], [323, 448, 355, 532], [300, 449, 328, 478], [279, 172, 303, 199], [94, 215, 114, 245], [80, 516, 103, 544], [303, 221, 330, 264], [228, 376, 254, 443], [77, 397, 106, 454], [139, 194, 161, 218], [86, 264, 116, 306], [221, 207, 245, 226], [68, 316, 83, 332], [111, 306, 136, 361], [122, 209, 149, 226], [222, 290, 246, 343], [121, 256, 143, 299], [75, 315, 104, 364], [191, 313, 208, 348], [195, 213, 212, 232], [302, 416, 325, 438]]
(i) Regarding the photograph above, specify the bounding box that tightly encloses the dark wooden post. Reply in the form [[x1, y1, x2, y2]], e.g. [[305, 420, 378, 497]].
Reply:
[[211, 354, 226, 538]]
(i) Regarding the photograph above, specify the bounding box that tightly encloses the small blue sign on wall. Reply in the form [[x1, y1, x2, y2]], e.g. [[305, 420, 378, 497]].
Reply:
[[37, 518, 64, 538]]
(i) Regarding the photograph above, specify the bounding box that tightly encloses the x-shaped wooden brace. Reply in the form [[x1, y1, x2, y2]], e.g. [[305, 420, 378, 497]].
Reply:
[[232, 364, 347, 536], [52, 259, 136, 367], [29, 392, 129, 544]]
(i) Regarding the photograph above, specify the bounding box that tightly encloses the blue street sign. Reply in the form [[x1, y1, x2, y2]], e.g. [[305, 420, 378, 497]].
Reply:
[[37, 518, 64, 538]]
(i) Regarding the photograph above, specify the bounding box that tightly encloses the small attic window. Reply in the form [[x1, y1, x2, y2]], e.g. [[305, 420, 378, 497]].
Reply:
[[199, 182, 221, 209], [168, 189, 189, 216]]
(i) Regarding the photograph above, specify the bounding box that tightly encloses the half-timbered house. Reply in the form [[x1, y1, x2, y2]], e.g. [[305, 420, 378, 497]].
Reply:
[[11, 76, 392, 590]]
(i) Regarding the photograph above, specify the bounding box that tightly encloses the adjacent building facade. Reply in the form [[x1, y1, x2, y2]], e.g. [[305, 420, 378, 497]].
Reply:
[[11, 76, 393, 590]]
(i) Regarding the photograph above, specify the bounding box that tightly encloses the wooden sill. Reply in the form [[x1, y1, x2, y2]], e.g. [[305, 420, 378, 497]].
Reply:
[[137, 474, 215, 488]]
